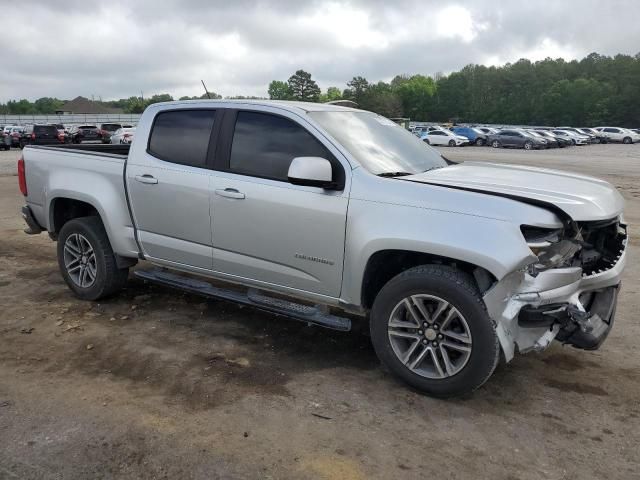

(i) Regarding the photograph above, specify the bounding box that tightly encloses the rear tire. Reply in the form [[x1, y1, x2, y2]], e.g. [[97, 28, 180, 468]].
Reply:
[[57, 216, 129, 301], [475, 138, 485, 146], [491, 140, 500, 148], [369, 265, 500, 397], [524, 141, 533, 150], [423, 139, 430, 145]]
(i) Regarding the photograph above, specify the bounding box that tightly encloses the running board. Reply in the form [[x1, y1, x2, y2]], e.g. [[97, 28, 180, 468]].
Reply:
[[134, 269, 351, 331]]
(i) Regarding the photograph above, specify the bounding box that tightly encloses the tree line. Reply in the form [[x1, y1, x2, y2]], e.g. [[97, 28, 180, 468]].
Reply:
[[269, 53, 640, 127], [2, 52, 639, 126]]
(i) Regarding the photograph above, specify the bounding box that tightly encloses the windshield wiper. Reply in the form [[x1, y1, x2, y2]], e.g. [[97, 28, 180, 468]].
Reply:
[[377, 171, 414, 178]]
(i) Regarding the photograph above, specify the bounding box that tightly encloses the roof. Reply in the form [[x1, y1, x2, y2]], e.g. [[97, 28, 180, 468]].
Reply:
[[58, 96, 123, 114], [153, 99, 363, 114]]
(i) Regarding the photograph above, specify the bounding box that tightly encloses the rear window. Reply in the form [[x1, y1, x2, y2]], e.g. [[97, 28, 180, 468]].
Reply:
[[34, 125, 59, 135], [148, 110, 216, 167], [101, 123, 121, 132]]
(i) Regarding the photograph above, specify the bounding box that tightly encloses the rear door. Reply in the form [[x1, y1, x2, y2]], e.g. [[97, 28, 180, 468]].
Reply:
[[126, 109, 219, 270], [210, 108, 350, 297]]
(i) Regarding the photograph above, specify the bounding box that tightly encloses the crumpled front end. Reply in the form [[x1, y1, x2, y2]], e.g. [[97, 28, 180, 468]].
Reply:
[[484, 217, 627, 361]]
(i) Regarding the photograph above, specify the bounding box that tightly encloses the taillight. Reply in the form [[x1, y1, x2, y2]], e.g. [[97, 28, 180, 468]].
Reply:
[[58, 133, 64, 142], [31, 133, 36, 140], [18, 157, 27, 196]]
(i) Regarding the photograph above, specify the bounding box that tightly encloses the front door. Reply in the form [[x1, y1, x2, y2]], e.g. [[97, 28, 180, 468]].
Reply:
[[210, 109, 350, 298], [126, 109, 218, 270]]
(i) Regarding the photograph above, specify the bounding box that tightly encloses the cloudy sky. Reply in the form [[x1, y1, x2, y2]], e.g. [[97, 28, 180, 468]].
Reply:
[[2, 0, 639, 102]]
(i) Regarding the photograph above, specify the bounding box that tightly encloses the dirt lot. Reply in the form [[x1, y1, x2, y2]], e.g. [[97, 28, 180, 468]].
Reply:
[[1, 144, 639, 479]]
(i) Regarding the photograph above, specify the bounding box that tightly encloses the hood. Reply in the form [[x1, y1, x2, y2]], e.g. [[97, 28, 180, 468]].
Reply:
[[404, 162, 624, 221]]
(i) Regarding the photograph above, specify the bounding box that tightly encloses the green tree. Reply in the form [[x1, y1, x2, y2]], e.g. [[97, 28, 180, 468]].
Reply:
[[268, 80, 293, 100], [33, 97, 64, 113], [287, 70, 321, 102], [392, 74, 436, 121], [325, 86, 342, 101], [345, 76, 369, 105]]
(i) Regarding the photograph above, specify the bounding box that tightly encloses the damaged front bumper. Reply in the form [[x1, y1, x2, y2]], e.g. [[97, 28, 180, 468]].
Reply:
[[484, 223, 627, 362]]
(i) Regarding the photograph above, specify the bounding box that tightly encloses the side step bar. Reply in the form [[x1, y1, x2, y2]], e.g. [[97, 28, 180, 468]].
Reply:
[[134, 269, 351, 331]]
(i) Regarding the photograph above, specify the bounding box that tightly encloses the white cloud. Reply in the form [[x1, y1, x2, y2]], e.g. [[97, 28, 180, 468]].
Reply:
[[0, 0, 639, 102]]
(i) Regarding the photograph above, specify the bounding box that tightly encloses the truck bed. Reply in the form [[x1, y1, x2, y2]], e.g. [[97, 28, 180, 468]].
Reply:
[[22, 143, 139, 257]]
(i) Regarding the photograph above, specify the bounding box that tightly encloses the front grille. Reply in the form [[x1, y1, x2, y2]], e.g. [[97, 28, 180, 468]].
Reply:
[[576, 218, 626, 277]]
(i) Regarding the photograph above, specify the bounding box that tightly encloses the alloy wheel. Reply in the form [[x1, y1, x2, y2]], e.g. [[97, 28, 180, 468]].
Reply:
[[63, 233, 97, 288], [387, 294, 472, 379]]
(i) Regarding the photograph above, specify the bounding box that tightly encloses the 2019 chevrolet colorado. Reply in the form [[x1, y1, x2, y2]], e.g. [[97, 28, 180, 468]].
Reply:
[[18, 100, 627, 397]]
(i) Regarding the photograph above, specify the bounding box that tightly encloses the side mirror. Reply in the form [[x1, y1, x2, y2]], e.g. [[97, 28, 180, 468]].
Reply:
[[287, 157, 335, 189]]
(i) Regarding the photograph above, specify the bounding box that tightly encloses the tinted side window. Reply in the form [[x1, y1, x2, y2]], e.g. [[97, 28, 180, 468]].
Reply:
[[229, 111, 334, 182], [148, 110, 216, 167]]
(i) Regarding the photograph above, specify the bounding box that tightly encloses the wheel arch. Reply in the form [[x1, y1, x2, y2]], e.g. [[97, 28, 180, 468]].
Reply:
[[359, 249, 497, 310]]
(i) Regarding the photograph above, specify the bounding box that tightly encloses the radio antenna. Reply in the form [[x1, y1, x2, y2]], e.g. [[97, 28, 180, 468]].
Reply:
[[201, 80, 211, 99]]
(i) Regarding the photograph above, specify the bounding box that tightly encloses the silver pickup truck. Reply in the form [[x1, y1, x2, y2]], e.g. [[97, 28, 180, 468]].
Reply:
[[18, 100, 627, 397]]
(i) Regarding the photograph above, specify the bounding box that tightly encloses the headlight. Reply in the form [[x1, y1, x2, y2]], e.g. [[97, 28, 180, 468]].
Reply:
[[520, 225, 580, 273]]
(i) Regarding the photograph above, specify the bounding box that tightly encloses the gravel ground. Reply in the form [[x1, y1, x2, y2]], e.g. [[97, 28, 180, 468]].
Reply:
[[0, 144, 639, 479]]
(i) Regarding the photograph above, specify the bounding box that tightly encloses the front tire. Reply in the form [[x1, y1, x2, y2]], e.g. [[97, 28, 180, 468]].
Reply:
[[370, 265, 500, 397], [524, 141, 533, 150], [623, 136, 632, 144], [448, 140, 456, 147], [57, 216, 129, 301], [475, 138, 485, 146], [491, 140, 500, 148]]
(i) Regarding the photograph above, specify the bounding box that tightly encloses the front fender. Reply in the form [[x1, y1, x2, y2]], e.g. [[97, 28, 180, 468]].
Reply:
[[340, 199, 537, 306]]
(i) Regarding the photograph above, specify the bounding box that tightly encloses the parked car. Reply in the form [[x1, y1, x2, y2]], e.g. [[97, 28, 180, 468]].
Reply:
[[451, 127, 488, 146], [535, 130, 572, 148], [53, 124, 70, 144], [19, 124, 62, 148], [551, 130, 589, 146], [18, 100, 626, 397], [422, 129, 469, 146], [0, 127, 10, 150], [526, 129, 558, 148], [594, 127, 640, 144], [488, 129, 546, 149], [558, 128, 596, 143], [110, 127, 136, 144], [9, 126, 25, 147], [577, 128, 607, 143], [475, 127, 500, 136], [98, 123, 126, 144], [69, 125, 101, 143]]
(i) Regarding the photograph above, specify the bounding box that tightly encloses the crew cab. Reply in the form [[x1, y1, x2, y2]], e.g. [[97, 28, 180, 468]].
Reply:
[[18, 100, 627, 397]]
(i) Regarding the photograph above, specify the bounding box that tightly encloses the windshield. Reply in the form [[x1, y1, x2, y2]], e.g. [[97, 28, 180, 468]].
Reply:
[[308, 111, 446, 175]]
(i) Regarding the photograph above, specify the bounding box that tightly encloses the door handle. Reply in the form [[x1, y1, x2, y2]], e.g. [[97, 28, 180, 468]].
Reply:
[[215, 188, 245, 199], [134, 174, 158, 185]]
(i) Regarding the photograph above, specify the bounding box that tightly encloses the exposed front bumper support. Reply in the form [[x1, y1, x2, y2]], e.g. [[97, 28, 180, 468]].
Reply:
[[483, 235, 627, 361]]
